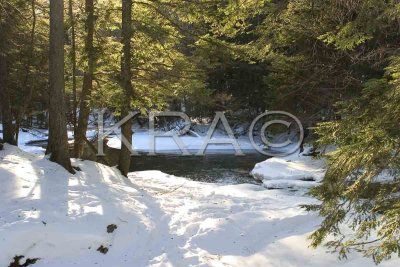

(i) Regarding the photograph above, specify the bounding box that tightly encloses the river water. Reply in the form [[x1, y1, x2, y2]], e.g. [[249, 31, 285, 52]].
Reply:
[[128, 152, 268, 184], [27, 139, 267, 185]]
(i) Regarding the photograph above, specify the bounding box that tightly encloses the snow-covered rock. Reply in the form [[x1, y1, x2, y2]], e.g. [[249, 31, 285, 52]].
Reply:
[[251, 149, 326, 189]]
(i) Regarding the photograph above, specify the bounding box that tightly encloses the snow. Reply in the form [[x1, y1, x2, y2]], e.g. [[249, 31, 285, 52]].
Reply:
[[2, 123, 257, 155], [250, 148, 327, 189], [1, 144, 399, 266], [2, 122, 295, 156], [106, 130, 256, 154], [1, 125, 98, 156], [17, 129, 48, 155]]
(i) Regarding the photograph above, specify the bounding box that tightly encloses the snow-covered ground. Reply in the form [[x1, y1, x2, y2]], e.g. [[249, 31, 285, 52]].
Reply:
[[1, 144, 399, 266], [0, 124, 47, 154]]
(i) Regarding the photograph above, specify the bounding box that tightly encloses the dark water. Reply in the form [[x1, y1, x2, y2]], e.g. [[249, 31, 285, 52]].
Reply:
[[27, 139, 268, 185], [127, 152, 268, 184]]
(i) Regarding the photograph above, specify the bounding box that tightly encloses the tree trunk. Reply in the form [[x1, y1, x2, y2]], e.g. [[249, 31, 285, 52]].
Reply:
[[16, 0, 37, 144], [0, 6, 16, 145], [74, 0, 95, 158], [68, 0, 78, 130], [47, 0, 74, 173], [118, 0, 134, 177]]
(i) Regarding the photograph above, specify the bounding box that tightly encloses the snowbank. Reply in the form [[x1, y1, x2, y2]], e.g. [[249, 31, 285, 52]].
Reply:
[[0, 144, 147, 266], [251, 149, 326, 189], [1, 145, 399, 266]]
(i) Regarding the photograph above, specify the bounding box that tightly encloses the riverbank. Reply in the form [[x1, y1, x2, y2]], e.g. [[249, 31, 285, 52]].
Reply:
[[13, 126, 260, 155]]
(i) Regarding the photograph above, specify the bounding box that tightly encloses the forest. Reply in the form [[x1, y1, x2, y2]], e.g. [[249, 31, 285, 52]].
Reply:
[[0, 0, 400, 266]]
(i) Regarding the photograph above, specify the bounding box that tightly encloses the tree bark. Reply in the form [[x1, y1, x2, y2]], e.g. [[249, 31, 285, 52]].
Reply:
[[0, 5, 16, 145], [118, 0, 134, 177], [16, 0, 37, 144], [68, 0, 78, 130], [47, 0, 74, 173], [74, 0, 95, 158]]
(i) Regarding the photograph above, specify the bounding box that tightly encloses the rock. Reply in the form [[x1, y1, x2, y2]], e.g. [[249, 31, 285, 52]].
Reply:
[[72, 166, 82, 171], [107, 224, 117, 233], [97, 245, 109, 254], [8, 255, 39, 267]]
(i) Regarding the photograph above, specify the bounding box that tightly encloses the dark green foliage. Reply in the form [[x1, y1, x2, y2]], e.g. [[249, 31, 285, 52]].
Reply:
[[243, 0, 400, 263], [248, 0, 400, 118], [307, 58, 400, 264]]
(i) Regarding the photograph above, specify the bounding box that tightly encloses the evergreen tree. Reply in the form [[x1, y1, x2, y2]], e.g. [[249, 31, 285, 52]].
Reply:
[[118, 0, 134, 177], [74, 0, 96, 158], [47, 0, 74, 173], [0, 0, 18, 145], [307, 58, 400, 263], [278, 0, 400, 263]]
